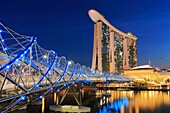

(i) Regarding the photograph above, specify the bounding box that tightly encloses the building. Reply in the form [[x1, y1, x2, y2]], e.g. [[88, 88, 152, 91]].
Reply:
[[124, 65, 170, 82], [88, 9, 137, 74]]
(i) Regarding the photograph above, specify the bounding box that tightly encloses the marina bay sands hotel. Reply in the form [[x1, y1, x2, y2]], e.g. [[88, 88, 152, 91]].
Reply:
[[88, 9, 137, 74]]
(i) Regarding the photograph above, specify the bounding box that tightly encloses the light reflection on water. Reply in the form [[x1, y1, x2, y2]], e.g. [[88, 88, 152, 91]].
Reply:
[[99, 96, 128, 113], [9, 90, 170, 113], [97, 90, 170, 113]]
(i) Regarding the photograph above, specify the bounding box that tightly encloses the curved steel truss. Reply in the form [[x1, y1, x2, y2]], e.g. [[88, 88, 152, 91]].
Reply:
[[0, 22, 130, 112]]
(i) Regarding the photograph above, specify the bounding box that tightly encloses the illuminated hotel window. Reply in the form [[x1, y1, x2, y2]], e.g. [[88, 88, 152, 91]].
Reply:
[[114, 32, 123, 73], [128, 38, 137, 68], [101, 22, 110, 72], [89, 10, 137, 73]]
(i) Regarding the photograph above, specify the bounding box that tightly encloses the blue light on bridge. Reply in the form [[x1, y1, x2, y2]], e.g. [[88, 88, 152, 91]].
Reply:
[[36, 84, 39, 88], [39, 95, 43, 99], [0, 30, 2, 33], [48, 71, 51, 74], [52, 51, 55, 54], [42, 76, 45, 80], [57, 89, 60, 92], [50, 87, 53, 90], [21, 54, 24, 58], [21, 96, 26, 100], [24, 51, 27, 54], [4, 48, 8, 51], [6, 65, 10, 69], [57, 81, 60, 84], [0, 36, 36, 72]]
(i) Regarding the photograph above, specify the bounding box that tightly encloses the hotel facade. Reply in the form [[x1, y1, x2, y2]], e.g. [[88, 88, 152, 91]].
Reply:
[[88, 9, 137, 74]]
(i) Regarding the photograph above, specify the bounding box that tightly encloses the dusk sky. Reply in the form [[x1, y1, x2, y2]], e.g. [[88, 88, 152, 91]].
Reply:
[[1, 0, 170, 68]]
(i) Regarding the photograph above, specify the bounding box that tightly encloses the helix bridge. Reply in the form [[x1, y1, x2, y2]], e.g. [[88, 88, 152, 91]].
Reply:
[[0, 22, 130, 112]]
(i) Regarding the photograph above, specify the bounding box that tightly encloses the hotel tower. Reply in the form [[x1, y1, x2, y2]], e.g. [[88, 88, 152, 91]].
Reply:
[[88, 9, 137, 74]]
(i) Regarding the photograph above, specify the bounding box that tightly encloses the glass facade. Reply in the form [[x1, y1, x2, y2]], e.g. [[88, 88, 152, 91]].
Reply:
[[101, 22, 110, 72], [114, 32, 123, 73], [92, 21, 137, 74], [128, 38, 137, 68]]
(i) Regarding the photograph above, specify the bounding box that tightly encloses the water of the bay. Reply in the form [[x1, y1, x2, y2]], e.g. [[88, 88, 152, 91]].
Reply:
[[11, 90, 170, 113]]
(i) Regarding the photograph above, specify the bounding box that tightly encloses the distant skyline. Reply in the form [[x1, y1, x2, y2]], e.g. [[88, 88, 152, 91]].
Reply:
[[1, 0, 170, 68]]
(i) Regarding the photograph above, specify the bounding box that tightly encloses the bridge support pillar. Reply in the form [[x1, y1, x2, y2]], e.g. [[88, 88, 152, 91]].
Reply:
[[49, 85, 90, 112]]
